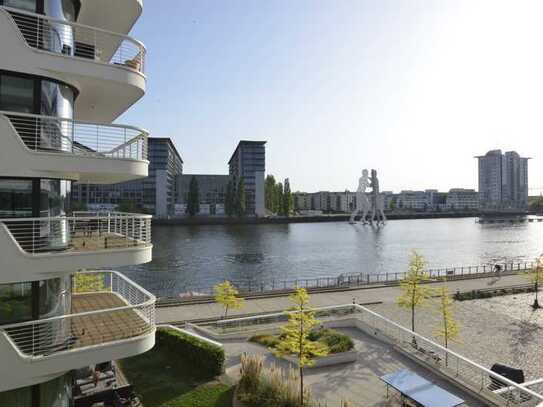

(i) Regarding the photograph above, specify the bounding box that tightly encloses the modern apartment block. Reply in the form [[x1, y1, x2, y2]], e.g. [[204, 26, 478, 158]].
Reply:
[[176, 174, 229, 215], [71, 138, 183, 218], [476, 149, 529, 209], [228, 140, 266, 216], [446, 188, 479, 210], [0, 1, 155, 405]]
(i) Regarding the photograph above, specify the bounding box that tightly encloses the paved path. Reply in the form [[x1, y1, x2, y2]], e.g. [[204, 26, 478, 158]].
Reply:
[[223, 328, 484, 406], [157, 273, 529, 324]]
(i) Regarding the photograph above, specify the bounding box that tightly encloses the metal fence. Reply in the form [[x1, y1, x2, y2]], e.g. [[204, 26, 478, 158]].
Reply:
[[198, 304, 543, 406], [1, 111, 148, 160], [157, 261, 534, 302], [1, 6, 146, 73], [0, 212, 152, 254], [1, 271, 155, 358]]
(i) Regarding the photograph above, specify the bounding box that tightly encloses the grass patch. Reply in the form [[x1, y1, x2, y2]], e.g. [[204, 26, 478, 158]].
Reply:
[[249, 328, 354, 355], [119, 345, 233, 407]]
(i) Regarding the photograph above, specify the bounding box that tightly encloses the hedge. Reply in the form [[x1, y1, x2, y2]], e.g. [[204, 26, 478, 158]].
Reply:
[[156, 327, 225, 379]]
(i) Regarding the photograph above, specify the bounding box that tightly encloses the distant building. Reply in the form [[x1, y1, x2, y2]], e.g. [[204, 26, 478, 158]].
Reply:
[[72, 138, 183, 217], [446, 188, 479, 210], [176, 174, 229, 215], [293, 192, 312, 211], [228, 141, 266, 216], [476, 149, 529, 209]]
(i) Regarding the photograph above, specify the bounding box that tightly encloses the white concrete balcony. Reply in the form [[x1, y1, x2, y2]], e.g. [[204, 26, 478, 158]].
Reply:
[[77, 0, 143, 37], [0, 212, 153, 284], [0, 270, 156, 392], [0, 6, 146, 122], [0, 112, 148, 183]]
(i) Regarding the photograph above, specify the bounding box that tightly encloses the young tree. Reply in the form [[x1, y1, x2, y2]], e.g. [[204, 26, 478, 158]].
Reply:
[[283, 178, 292, 217], [265, 175, 277, 213], [186, 176, 200, 216], [274, 288, 328, 406], [434, 285, 460, 365], [397, 251, 433, 335], [213, 280, 244, 318], [225, 179, 234, 217], [236, 178, 246, 217], [526, 255, 543, 309]]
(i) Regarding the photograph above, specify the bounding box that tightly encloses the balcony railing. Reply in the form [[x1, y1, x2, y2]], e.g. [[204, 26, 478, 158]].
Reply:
[[0, 212, 151, 254], [1, 271, 155, 357], [1, 6, 146, 74], [2, 111, 148, 160]]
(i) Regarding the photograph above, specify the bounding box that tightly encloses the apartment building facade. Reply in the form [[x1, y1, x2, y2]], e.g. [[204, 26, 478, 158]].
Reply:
[[0, 1, 155, 405]]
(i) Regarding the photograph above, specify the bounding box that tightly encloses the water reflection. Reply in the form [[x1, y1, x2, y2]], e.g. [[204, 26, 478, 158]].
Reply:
[[121, 218, 543, 297]]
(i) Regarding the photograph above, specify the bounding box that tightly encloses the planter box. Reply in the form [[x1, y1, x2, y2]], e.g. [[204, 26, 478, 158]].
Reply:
[[283, 350, 358, 368]]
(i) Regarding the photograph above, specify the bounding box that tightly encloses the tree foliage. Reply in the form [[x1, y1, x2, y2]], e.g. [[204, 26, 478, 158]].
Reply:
[[265, 175, 277, 213], [236, 178, 246, 217], [274, 288, 328, 406], [225, 179, 235, 217], [186, 176, 200, 216], [434, 285, 460, 360], [525, 255, 543, 309], [282, 178, 292, 216], [397, 251, 433, 333], [213, 280, 244, 318]]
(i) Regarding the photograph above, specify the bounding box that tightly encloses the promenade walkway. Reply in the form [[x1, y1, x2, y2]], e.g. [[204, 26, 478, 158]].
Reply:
[[157, 273, 529, 324]]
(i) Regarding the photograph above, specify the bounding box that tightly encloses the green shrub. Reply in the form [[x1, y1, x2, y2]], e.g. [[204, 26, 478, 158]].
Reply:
[[249, 334, 280, 348], [156, 327, 225, 380]]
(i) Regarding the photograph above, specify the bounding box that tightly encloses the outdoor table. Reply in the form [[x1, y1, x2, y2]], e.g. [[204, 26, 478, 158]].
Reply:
[[380, 368, 465, 406]]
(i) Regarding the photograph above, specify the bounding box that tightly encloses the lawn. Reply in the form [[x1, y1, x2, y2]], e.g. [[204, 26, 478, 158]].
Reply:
[[119, 346, 233, 407]]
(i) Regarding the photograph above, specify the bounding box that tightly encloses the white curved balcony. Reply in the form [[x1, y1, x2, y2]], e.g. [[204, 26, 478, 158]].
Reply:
[[77, 0, 143, 37], [0, 212, 153, 284], [0, 270, 156, 392], [0, 6, 146, 122], [0, 112, 148, 183]]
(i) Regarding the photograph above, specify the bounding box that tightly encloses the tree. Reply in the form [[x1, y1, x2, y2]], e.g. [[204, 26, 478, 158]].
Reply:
[[186, 176, 200, 216], [283, 178, 292, 217], [213, 280, 244, 318], [434, 284, 460, 365], [526, 255, 543, 309], [265, 175, 277, 213], [225, 179, 235, 217], [275, 182, 284, 215], [397, 251, 433, 336], [116, 200, 143, 213], [236, 178, 246, 217], [274, 288, 328, 406]]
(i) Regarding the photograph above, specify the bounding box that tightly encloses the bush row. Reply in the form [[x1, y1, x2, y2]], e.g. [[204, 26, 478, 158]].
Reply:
[[156, 327, 225, 379], [454, 286, 535, 301]]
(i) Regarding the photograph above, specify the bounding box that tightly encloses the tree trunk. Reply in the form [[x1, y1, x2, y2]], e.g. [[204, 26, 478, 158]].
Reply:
[[224, 304, 229, 319], [534, 281, 540, 309], [300, 366, 304, 406]]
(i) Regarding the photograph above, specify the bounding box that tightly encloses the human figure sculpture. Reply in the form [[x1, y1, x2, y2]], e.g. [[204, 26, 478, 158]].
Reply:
[[370, 169, 386, 226], [349, 169, 371, 224]]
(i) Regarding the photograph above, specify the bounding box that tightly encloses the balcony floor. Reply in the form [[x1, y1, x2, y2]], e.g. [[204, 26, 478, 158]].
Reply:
[[71, 292, 149, 348], [71, 231, 142, 251]]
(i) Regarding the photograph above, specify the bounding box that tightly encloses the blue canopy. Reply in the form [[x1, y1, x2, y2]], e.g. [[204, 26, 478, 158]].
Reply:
[[380, 369, 465, 407]]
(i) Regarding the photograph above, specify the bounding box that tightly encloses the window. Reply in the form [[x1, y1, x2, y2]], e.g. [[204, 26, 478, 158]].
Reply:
[[0, 282, 33, 324], [0, 179, 33, 218], [0, 75, 34, 113], [1, 0, 36, 12]]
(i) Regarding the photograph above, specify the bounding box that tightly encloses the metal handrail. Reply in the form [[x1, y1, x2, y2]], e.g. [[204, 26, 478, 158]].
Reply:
[[0, 212, 152, 253], [209, 304, 543, 405], [1, 110, 148, 161], [1, 5, 146, 74], [0, 271, 156, 357]]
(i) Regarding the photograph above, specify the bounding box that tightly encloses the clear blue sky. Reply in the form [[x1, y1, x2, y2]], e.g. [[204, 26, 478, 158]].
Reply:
[[119, 1, 543, 194]]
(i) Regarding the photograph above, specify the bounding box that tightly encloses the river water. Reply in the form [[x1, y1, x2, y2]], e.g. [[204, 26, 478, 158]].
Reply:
[[121, 218, 543, 297]]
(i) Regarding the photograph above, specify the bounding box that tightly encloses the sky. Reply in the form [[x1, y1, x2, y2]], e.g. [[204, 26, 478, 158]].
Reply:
[[118, 1, 543, 194]]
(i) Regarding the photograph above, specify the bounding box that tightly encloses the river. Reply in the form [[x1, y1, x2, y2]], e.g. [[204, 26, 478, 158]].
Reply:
[[121, 217, 543, 297]]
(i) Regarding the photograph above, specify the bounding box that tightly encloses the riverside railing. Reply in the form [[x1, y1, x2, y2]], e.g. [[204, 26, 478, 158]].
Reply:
[[0, 212, 152, 254], [1, 111, 148, 161], [1, 271, 155, 357], [200, 304, 543, 406], [1, 6, 146, 73], [156, 261, 534, 302]]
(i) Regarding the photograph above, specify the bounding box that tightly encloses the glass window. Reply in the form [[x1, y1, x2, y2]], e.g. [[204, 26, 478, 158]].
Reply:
[[40, 373, 72, 407], [0, 179, 33, 218], [1, 0, 36, 12], [0, 385, 32, 407], [0, 282, 32, 324], [0, 75, 34, 113], [39, 276, 70, 319]]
